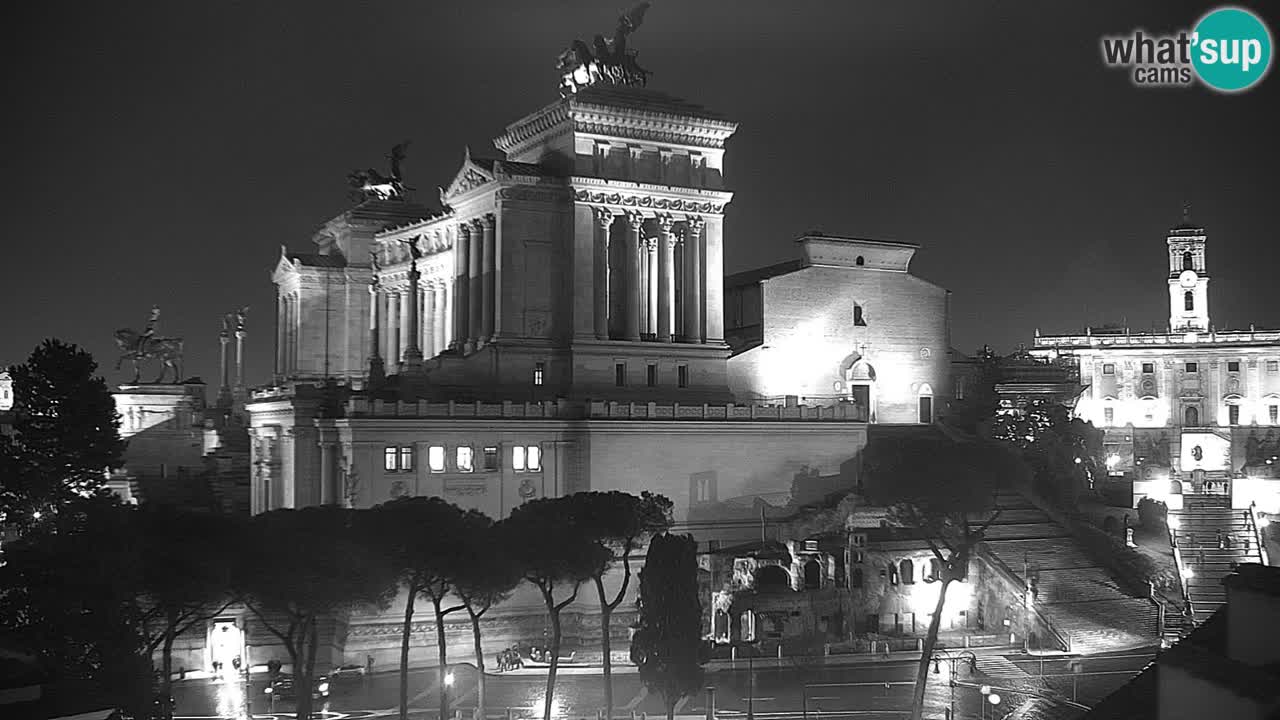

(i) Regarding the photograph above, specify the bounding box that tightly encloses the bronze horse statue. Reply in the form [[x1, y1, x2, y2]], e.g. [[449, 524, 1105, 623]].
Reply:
[[113, 328, 184, 384]]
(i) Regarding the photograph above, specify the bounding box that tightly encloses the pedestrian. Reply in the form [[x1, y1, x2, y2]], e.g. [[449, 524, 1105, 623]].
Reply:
[[232, 656, 241, 672], [1217, 529, 1224, 549]]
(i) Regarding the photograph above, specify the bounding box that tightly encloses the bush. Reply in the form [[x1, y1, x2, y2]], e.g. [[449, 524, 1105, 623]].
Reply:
[[1070, 518, 1174, 596], [1137, 498, 1168, 531]]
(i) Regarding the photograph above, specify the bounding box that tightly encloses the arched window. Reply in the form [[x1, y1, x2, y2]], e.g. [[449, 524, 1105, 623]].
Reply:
[[1184, 291, 1194, 311], [856, 255, 865, 266], [851, 567, 864, 588], [803, 559, 821, 590], [1184, 405, 1200, 427], [854, 304, 867, 327], [755, 565, 790, 592], [899, 559, 915, 585], [927, 558, 942, 582], [1183, 251, 1194, 271]]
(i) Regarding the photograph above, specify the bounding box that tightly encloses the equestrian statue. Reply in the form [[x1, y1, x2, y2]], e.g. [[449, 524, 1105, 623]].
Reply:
[[114, 305, 185, 384], [348, 141, 411, 202]]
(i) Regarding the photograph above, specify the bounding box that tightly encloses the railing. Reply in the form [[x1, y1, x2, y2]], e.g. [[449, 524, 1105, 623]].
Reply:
[[1249, 502, 1271, 566], [586, 400, 868, 422], [1169, 525, 1197, 624], [979, 546, 1071, 653]]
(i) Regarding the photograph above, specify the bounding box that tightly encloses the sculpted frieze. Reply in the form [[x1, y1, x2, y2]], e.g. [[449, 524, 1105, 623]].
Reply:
[[496, 187, 572, 203], [573, 189, 724, 215]]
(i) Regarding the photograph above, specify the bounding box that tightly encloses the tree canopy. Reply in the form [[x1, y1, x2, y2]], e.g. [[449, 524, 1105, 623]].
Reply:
[[631, 533, 706, 720]]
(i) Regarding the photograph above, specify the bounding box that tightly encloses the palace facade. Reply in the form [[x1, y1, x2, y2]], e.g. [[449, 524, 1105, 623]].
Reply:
[[1032, 215, 1280, 513]]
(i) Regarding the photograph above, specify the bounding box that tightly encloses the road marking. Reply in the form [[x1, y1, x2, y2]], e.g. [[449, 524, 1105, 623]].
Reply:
[[810, 696, 842, 700], [623, 685, 648, 710]]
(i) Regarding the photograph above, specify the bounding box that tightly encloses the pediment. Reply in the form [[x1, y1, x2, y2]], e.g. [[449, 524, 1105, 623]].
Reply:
[[442, 147, 496, 202], [272, 246, 298, 282]]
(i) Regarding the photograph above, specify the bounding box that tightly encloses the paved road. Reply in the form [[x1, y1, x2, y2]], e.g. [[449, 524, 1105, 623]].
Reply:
[[173, 649, 1155, 720]]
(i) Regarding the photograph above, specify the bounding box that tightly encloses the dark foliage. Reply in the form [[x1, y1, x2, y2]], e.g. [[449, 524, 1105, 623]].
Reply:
[[1137, 497, 1169, 531], [630, 533, 706, 720]]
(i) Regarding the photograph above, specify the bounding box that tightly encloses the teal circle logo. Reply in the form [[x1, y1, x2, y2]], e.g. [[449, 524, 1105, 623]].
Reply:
[[1192, 7, 1273, 92]]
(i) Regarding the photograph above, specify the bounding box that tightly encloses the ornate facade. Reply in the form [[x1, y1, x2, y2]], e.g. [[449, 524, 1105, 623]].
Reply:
[[1032, 215, 1280, 513]]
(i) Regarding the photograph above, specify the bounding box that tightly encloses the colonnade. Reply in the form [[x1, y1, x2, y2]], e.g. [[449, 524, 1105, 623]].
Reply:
[[275, 292, 300, 376], [595, 209, 708, 343], [373, 280, 453, 365]]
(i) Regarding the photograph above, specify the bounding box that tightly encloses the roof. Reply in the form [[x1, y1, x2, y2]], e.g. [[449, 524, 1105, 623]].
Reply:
[[470, 156, 564, 179], [342, 199, 433, 224], [725, 259, 805, 288], [569, 85, 732, 123], [289, 253, 347, 268]]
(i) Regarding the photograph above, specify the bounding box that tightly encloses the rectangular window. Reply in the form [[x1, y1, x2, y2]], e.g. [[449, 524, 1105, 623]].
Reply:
[[1104, 407, 1115, 425], [533, 362, 545, 386], [456, 446, 473, 473], [1186, 362, 1198, 373], [1142, 362, 1155, 374], [1102, 363, 1115, 375], [1271, 406, 1278, 425], [428, 446, 445, 473], [1229, 405, 1240, 426], [1228, 360, 1241, 373], [513, 446, 526, 472], [483, 446, 499, 471], [615, 363, 626, 387], [678, 365, 689, 388], [918, 396, 933, 424], [955, 376, 966, 400], [384, 447, 398, 472], [647, 363, 657, 387], [851, 533, 867, 548], [1269, 360, 1279, 373], [527, 445, 542, 472], [398, 446, 414, 472]]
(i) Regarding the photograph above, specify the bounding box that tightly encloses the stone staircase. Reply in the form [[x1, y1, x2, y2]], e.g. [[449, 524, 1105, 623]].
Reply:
[[1169, 494, 1265, 624], [982, 493, 1160, 655]]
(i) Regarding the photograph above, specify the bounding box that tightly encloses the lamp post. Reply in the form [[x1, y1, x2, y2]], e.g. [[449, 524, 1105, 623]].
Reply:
[[930, 650, 977, 720]]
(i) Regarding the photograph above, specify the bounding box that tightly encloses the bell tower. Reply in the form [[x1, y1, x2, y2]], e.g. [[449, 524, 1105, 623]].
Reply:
[[1167, 204, 1209, 333]]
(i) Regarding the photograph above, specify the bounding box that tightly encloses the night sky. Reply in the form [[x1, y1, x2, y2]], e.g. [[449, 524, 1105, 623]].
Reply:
[[5, 1, 1279, 389]]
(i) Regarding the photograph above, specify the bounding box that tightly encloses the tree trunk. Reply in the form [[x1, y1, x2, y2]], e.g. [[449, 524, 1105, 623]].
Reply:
[[470, 609, 486, 720], [541, 589, 562, 720], [434, 598, 450, 720], [295, 617, 316, 720], [909, 578, 953, 720], [595, 577, 614, 720], [400, 588, 417, 720], [160, 620, 176, 720]]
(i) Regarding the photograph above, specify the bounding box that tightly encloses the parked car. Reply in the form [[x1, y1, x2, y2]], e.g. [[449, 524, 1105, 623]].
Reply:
[[264, 673, 330, 701]]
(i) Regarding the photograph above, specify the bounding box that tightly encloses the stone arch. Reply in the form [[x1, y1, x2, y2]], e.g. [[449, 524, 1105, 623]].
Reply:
[[856, 255, 865, 266], [839, 352, 877, 421], [755, 564, 790, 592], [1184, 405, 1200, 427], [1169, 480, 1184, 495], [803, 559, 821, 590], [1183, 251, 1194, 270]]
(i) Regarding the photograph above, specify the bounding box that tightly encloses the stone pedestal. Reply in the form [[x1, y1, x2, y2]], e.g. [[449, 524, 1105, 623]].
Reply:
[[113, 382, 209, 479]]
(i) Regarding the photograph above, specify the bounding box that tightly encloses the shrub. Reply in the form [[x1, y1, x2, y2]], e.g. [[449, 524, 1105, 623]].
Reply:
[[1137, 498, 1168, 531]]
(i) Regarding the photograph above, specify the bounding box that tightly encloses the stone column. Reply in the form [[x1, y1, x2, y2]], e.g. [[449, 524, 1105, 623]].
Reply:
[[442, 281, 453, 350], [387, 291, 400, 364], [682, 217, 704, 343], [234, 328, 246, 393], [454, 224, 470, 351], [275, 294, 286, 378], [285, 295, 295, 375], [467, 219, 483, 352], [657, 215, 677, 343], [421, 285, 433, 358], [646, 239, 658, 337], [399, 286, 415, 367], [480, 214, 496, 343], [624, 211, 643, 341], [703, 216, 725, 343], [593, 208, 614, 340], [218, 329, 231, 406], [368, 284, 385, 385], [402, 259, 424, 372], [319, 441, 336, 505]]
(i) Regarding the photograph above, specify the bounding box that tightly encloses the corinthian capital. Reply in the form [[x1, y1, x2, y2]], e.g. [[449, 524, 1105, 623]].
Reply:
[[626, 210, 646, 231], [685, 215, 706, 236], [480, 213, 496, 230], [593, 206, 617, 230], [657, 213, 677, 237]]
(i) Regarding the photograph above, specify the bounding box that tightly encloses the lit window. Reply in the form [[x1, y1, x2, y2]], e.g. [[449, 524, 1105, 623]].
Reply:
[[615, 363, 626, 387], [384, 447, 398, 472], [851, 533, 867, 548], [1104, 407, 1115, 425], [399, 446, 413, 472], [853, 305, 867, 327], [1102, 363, 1115, 375], [855, 256, 865, 266], [1142, 362, 1154, 374], [647, 364, 657, 387], [428, 446, 445, 472], [1229, 405, 1240, 426], [1270, 406, 1278, 425], [527, 445, 542, 472], [483, 447, 499, 471], [804, 539, 819, 552], [1185, 362, 1198, 373], [1268, 360, 1279, 373], [534, 362, 544, 386], [513, 446, 526, 472], [1228, 361, 1241, 373], [1184, 291, 1194, 311], [678, 365, 689, 388], [456, 446, 473, 472], [955, 376, 966, 400]]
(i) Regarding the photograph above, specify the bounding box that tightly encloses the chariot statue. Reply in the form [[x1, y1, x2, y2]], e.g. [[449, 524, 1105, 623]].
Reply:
[[557, 2, 652, 96], [348, 141, 411, 202], [114, 305, 184, 384]]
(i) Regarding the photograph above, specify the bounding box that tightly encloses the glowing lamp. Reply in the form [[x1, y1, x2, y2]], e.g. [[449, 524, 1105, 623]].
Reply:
[[1074, 457, 1082, 464], [1258, 515, 1270, 528], [318, 681, 330, 694], [1183, 566, 1195, 579], [988, 694, 1002, 706], [263, 687, 273, 695], [980, 685, 992, 695], [444, 671, 455, 687], [1168, 517, 1180, 530]]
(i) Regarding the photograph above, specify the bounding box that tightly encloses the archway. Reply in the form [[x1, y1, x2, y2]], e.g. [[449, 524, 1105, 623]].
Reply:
[[1169, 480, 1183, 495], [899, 559, 915, 585], [839, 352, 877, 422], [756, 565, 791, 592], [803, 559, 821, 590], [1184, 406, 1200, 427]]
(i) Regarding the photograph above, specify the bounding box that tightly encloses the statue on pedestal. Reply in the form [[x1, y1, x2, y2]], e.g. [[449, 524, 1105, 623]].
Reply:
[[114, 306, 184, 384], [348, 141, 412, 202]]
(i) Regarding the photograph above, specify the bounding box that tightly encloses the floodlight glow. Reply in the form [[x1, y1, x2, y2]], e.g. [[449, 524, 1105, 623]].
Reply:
[[444, 671, 455, 687], [1106, 453, 1121, 469], [980, 685, 992, 695], [1168, 517, 1180, 530], [988, 693, 1001, 706], [1183, 566, 1195, 579], [318, 681, 330, 694]]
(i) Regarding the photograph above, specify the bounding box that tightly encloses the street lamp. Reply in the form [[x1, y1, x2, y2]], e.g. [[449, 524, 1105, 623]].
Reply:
[[931, 650, 977, 720]]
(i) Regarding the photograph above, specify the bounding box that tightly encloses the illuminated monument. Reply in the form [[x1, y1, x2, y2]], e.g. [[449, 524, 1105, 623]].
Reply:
[[1033, 208, 1280, 513], [239, 5, 957, 671]]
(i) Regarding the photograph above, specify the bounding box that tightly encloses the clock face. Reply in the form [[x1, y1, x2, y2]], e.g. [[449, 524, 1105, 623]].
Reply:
[[1179, 270, 1198, 288]]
